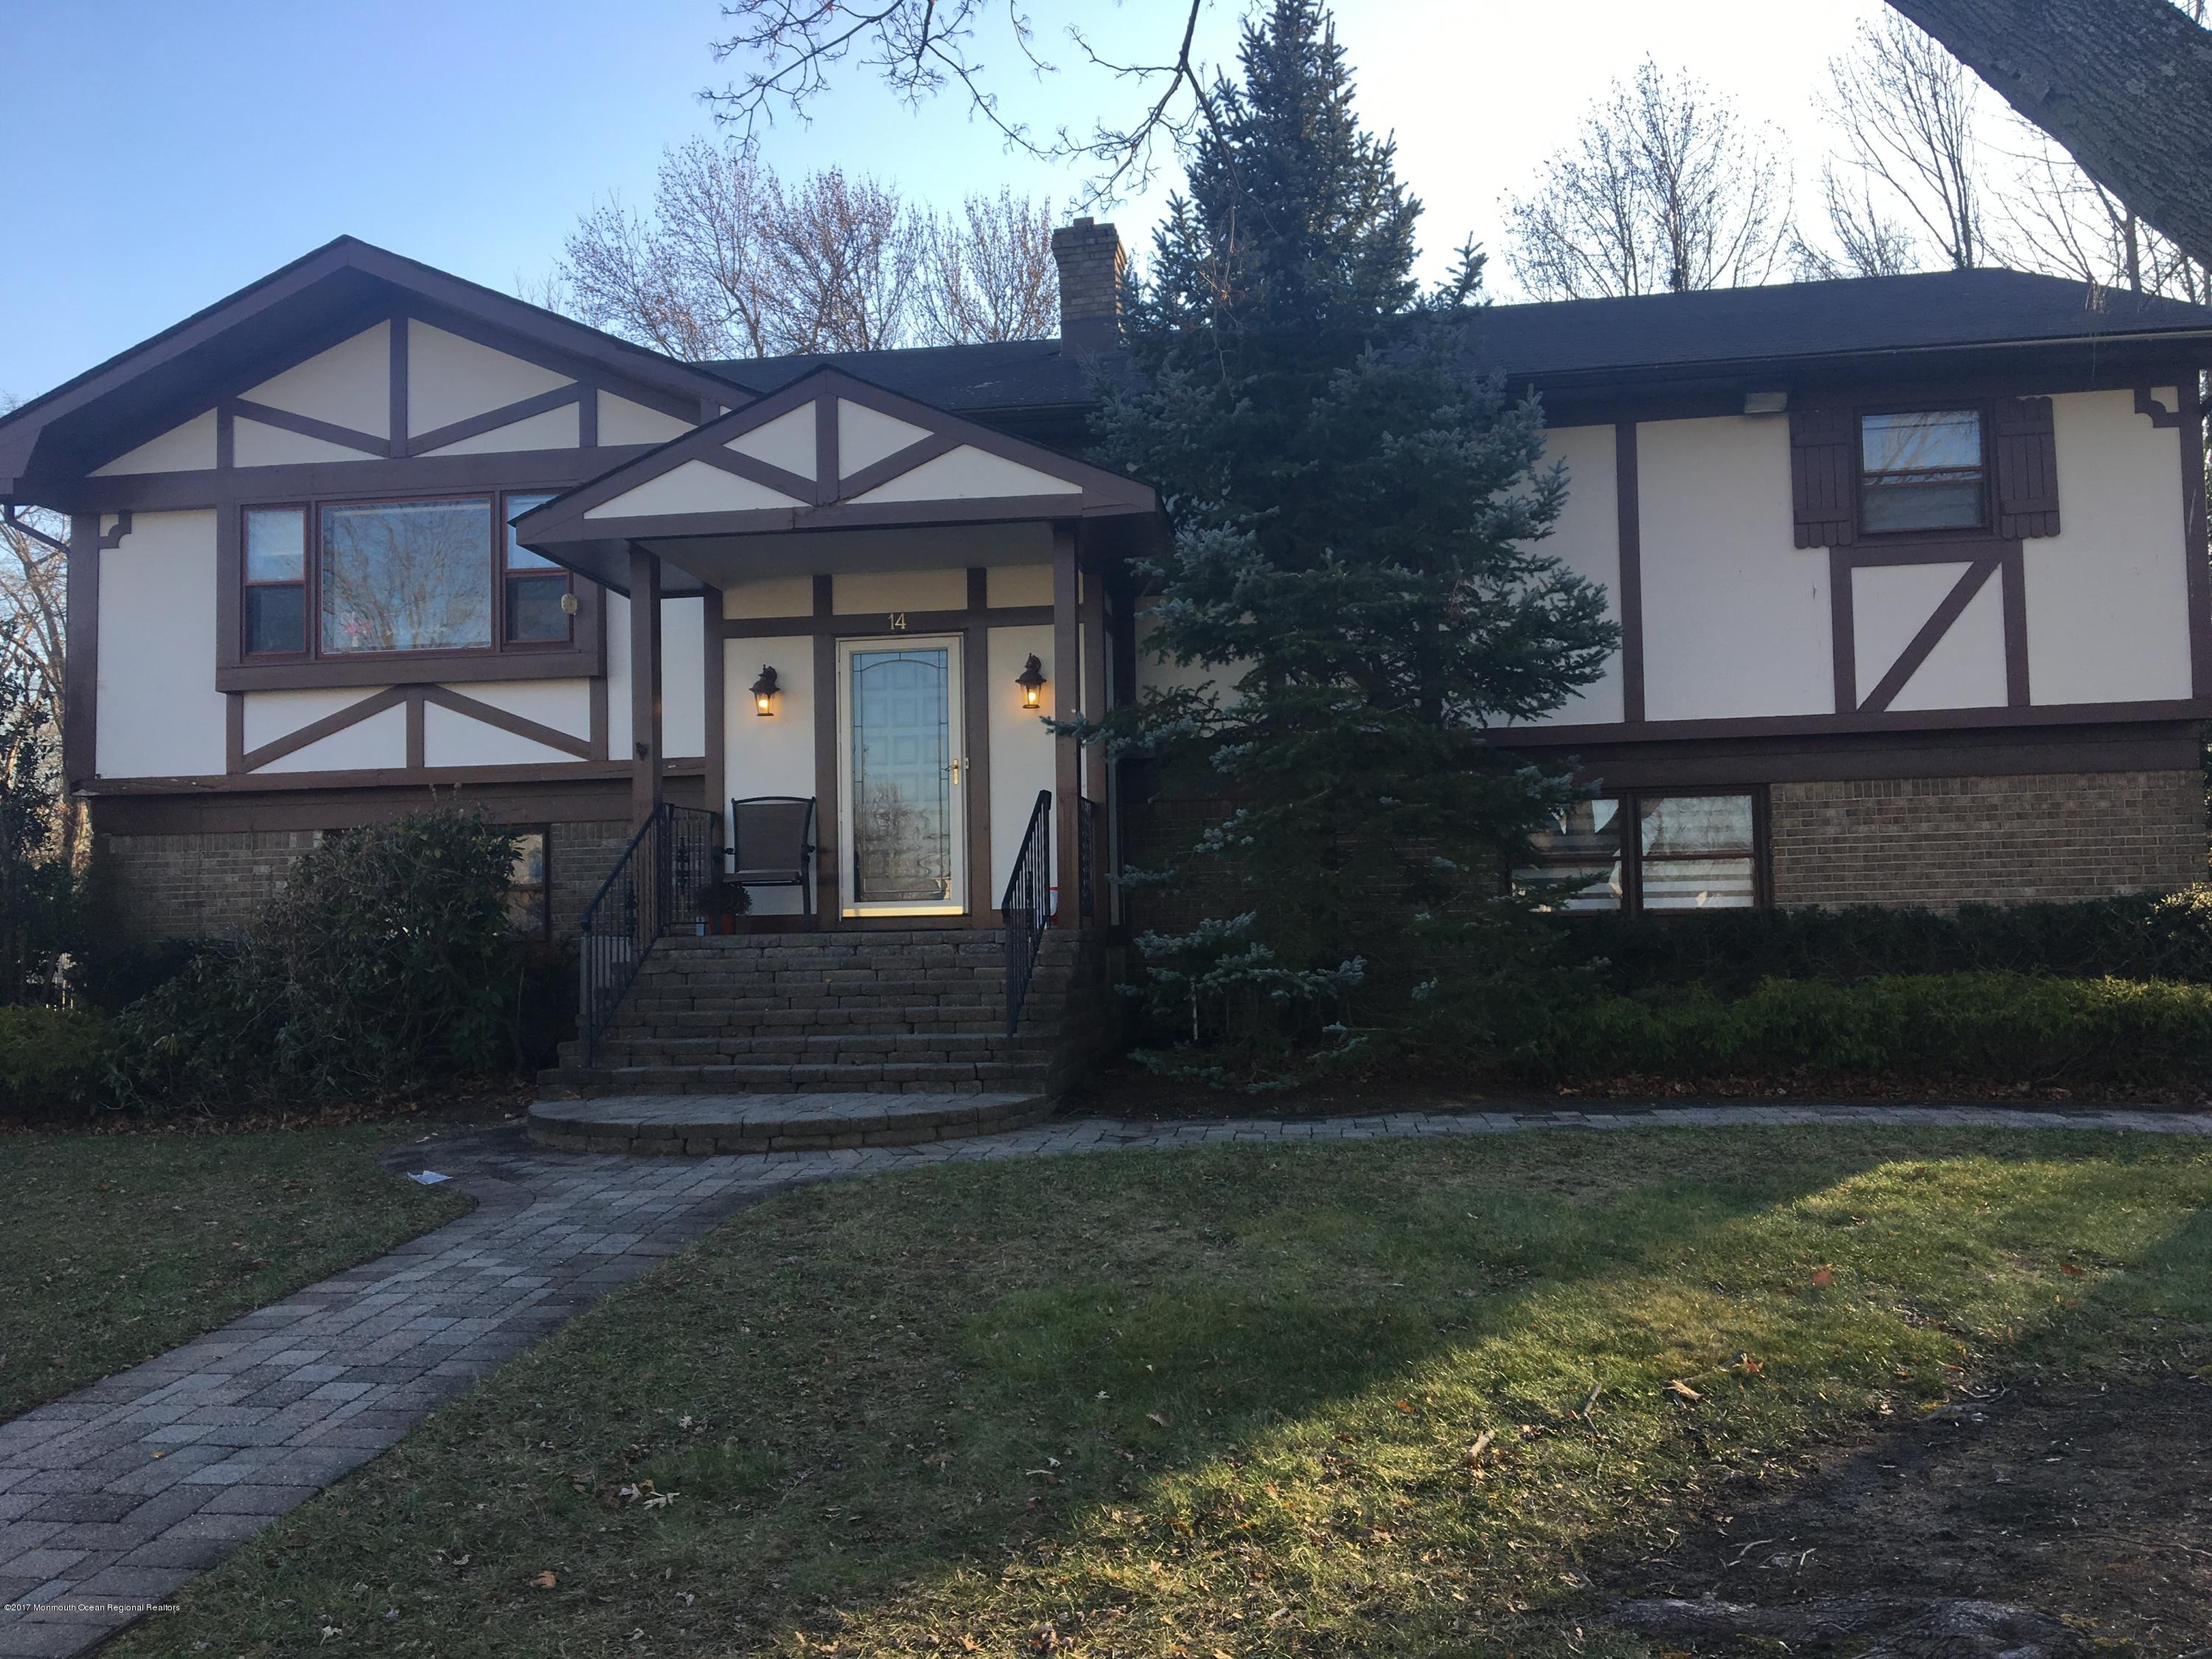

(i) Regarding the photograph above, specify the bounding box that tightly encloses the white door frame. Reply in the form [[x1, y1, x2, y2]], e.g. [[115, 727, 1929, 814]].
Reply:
[[835, 633, 968, 918]]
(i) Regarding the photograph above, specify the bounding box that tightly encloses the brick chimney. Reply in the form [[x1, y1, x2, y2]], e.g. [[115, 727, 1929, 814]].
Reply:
[[1050, 218, 1125, 350]]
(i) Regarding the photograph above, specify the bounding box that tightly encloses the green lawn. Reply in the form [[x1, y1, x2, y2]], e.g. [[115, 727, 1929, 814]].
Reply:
[[111, 1127, 2212, 1658], [0, 1125, 472, 1419]]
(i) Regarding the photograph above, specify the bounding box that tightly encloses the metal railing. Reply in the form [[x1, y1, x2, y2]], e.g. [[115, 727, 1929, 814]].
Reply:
[[1001, 789, 1051, 1037], [1077, 796, 1097, 922], [576, 802, 722, 1065]]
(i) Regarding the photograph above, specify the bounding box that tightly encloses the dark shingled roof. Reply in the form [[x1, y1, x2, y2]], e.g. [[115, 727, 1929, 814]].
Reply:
[[700, 268, 2212, 411]]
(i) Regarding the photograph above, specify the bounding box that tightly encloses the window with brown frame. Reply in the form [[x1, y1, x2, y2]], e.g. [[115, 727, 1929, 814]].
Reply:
[[239, 491, 577, 661], [1515, 790, 1764, 914], [504, 827, 551, 938], [1860, 409, 1986, 534]]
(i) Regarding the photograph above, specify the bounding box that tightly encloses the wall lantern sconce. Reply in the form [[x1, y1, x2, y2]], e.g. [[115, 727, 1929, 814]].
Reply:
[[1015, 654, 1048, 709], [750, 664, 780, 716]]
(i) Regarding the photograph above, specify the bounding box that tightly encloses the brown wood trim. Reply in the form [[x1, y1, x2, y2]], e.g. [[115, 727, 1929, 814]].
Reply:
[[225, 692, 245, 775], [811, 573, 839, 922], [96, 511, 132, 551], [63, 513, 99, 788], [1837, 535, 2012, 568], [2000, 542, 2031, 707], [45, 445, 663, 515], [85, 754, 704, 799], [833, 430, 964, 501], [588, 672, 610, 762], [1613, 422, 1644, 723], [1829, 546, 1857, 716], [691, 442, 816, 503], [1856, 556, 1996, 714], [4, 504, 70, 553], [628, 548, 664, 824], [1079, 547, 1110, 918], [1512, 720, 2203, 790], [2135, 386, 2185, 428], [1051, 524, 1082, 914], [577, 383, 599, 449], [215, 406, 234, 470], [240, 685, 409, 772], [389, 316, 408, 457], [400, 299, 708, 426], [227, 397, 386, 459], [2182, 375, 2212, 701], [702, 584, 726, 844], [963, 567, 993, 914], [404, 690, 425, 768], [86, 773, 704, 836], [814, 393, 838, 506], [723, 604, 1054, 639], [1498, 695, 2212, 748], [218, 643, 602, 693], [420, 683, 594, 760], [404, 383, 580, 458]]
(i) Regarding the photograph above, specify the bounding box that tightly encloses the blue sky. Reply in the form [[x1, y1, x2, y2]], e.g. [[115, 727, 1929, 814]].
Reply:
[[2, 0, 1883, 404]]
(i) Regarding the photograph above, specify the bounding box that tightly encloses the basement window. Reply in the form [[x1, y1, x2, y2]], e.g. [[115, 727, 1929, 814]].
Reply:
[[1517, 791, 1763, 914]]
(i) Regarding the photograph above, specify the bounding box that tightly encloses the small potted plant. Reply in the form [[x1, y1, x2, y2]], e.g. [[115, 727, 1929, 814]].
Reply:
[[693, 877, 751, 934]]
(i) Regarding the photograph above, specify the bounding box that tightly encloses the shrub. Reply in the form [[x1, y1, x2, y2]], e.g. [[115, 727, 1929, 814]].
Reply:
[[0, 1005, 110, 1118], [108, 806, 541, 1110], [1501, 971, 2212, 1089], [1552, 889, 2212, 995]]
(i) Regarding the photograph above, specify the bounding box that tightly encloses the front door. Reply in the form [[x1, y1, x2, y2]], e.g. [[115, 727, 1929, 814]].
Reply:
[[837, 636, 967, 917]]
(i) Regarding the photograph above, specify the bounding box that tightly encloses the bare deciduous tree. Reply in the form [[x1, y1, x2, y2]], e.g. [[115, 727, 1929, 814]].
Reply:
[[557, 140, 1060, 358], [0, 493, 77, 870], [1792, 165, 1921, 279], [1818, 14, 1987, 273], [917, 188, 1060, 344], [1885, 0, 2212, 276], [1503, 60, 1789, 299], [703, 0, 1222, 205], [762, 166, 924, 352]]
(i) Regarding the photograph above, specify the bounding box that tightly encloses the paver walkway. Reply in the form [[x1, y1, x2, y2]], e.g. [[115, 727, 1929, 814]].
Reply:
[[5, 1099, 2210, 1656]]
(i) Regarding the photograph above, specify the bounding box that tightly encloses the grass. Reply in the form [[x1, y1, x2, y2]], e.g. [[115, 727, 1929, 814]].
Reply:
[[0, 1125, 473, 1419], [109, 1126, 2212, 1658]]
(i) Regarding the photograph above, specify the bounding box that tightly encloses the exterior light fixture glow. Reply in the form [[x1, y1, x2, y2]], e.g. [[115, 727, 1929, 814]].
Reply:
[[749, 664, 779, 716], [1015, 653, 1048, 709]]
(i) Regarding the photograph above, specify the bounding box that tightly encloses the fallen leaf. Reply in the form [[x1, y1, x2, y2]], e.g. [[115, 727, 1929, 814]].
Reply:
[[2060, 1261, 2087, 1277], [1146, 1412, 1171, 1428], [1667, 1379, 1703, 1403], [1811, 1267, 1834, 1289], [531, 1571, 557, 1590]]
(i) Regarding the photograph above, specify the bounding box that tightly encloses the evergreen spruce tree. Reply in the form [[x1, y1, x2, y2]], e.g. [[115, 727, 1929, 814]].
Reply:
[[1084, 0, 1619, 1080]]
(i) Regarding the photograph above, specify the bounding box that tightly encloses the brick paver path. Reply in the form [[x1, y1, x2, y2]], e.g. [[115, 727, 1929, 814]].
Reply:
[[5, 1100, 2210, 1655]]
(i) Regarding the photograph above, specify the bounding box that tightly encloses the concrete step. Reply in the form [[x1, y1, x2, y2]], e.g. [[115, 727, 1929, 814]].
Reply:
[[529, 1089, 1050, 1154], [613, 1005, 1012, 1037], [560, 1031, 1053, 1068], [537, 1058, 1052, 1098]]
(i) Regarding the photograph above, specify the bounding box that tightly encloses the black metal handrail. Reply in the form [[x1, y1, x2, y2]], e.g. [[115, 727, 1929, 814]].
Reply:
[[576, 801, 721, 1065], [1001, 789, 1051, 1037]]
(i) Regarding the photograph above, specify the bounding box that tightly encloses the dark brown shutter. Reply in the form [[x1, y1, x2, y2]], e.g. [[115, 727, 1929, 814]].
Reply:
[[1789, 406, 1857, 548], [1993, 396, 2060, 539]]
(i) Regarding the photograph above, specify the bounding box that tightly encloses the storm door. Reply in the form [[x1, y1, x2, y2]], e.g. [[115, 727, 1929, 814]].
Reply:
[[837, 636, 967, 916]]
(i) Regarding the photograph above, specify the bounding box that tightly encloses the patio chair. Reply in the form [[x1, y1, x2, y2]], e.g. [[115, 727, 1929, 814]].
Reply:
[[728, 795, 818, 928]]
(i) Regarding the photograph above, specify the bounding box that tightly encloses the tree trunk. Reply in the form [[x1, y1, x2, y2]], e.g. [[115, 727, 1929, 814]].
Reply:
[[1888, 0, 2212, 274]]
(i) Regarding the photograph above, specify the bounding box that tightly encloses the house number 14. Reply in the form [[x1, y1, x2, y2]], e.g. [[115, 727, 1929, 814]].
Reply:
[[887, 612, 907, 630]]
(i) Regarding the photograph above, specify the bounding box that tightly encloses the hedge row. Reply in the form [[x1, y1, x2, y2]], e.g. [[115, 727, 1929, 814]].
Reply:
[[0, 1006, 110, 1116], [1503, 971, 2212, 1088], [1552, 888, 2212, 995]]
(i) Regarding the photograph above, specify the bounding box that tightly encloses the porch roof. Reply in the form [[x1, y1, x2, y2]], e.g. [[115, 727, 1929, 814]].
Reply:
[[512, 366, 1159, 596]]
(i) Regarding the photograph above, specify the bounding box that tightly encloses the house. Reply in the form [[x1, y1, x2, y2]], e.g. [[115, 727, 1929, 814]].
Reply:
[[2, 225, 2207, 1110]]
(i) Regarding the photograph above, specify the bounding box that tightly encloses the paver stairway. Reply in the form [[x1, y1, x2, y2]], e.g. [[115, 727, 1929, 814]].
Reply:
[[535, 928, 1107, 1111]]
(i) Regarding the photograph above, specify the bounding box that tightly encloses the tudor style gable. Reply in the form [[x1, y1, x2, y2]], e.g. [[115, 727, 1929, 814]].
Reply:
[[512, 367, 1156, 594]]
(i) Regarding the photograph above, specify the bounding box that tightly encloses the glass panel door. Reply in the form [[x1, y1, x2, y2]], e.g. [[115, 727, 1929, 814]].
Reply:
[[840, 636, 965, 914]]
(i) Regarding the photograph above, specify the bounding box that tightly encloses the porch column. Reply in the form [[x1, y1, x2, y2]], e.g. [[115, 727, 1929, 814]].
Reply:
[[1081, 555, 1110, 926], [1051, 523, 1083, 921], [628, 545, 664, 827]]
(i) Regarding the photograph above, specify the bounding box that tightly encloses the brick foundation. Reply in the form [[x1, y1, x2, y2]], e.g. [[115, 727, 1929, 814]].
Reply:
[[1770, 769, 2207, 909], [93, 819, 636, 944]]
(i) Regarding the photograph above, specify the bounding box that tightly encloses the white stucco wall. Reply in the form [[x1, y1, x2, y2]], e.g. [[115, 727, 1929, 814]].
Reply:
[[448, 678, 592, 737], [606, 595, 707, 760], [421, 703, 577, 768], [987, 564, 1053, 608], [256, 703, 406, 773], [2025, 389, 2194, 705], [425, 403, 579, 457], [241, 323, 391, 437], [232, 418, 380, 467], [241, 687, 386, 749], [1638, 414, 1834, 722], [1523, 423, 1623, 726], [96, 510, 226, 777], [407, 321, 570, 434], [600, 392, 692, 447], [91, 411, 218, 477], [833, 567, 965, 613], [1891, 574, 2007, 712], [987, 624, 1057, 900], [724, 575, 814, 619]]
